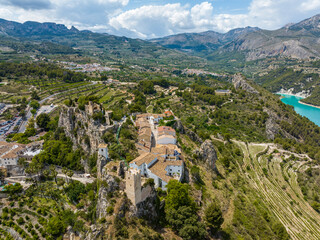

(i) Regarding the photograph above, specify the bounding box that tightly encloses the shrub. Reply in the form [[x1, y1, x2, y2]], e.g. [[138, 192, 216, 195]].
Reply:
[[17, 217, 25, 225], [46, 216, 65, 237], [106, 206, 114, 215]]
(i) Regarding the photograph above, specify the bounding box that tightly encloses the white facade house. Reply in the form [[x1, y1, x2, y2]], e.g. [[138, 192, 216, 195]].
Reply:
[[129, 150, 184, 190], [0, 155, 19, 166], [98, 144, 109, 160]]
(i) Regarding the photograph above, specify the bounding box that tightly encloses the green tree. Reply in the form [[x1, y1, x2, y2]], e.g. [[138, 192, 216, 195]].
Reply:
[[165, 180, 206, 239], [204, 202, 224, 234], [50, 165, 58, 184], [4, 183, 23, 197], [31, 91, 40, 100], [36, 113, 50, 130], [46, 216, 65, 237], [30, 100, 40, 110]]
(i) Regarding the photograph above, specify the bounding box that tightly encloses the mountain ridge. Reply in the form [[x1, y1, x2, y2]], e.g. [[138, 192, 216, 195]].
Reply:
[[151, 14, 320, 61]]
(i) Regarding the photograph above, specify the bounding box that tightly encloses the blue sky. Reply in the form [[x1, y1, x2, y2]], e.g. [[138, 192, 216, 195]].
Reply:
[[125, 0, 252, 14], [0, 0, 319, 38]]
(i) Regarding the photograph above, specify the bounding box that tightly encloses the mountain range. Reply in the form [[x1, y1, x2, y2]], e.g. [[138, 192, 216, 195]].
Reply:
[[1, 14, 320, 63], [151, 14, 320, 61]]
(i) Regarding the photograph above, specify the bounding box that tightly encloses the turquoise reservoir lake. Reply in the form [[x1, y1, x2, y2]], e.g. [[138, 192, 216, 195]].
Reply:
[[278, 94, 320, 126]]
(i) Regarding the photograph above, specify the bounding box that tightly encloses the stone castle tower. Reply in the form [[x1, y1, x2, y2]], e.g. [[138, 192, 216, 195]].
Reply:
[[125, 168, 142, 205]]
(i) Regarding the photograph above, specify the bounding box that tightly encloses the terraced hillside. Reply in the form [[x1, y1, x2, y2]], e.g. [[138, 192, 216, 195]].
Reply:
[[235, 141, 320, 240]]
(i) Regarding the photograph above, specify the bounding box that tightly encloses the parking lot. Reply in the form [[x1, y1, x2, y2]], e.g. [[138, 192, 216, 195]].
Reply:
[[36, 105, 56, 117], [0, 116, 23, 139]]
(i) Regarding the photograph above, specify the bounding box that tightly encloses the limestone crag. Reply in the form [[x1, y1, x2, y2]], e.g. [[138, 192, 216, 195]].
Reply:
[[97, 155, 107, 179], [58, 105, 118, 155], [96, 173, 120, 219], [265, 118, 279, 140], [195, 140, 217, 170], [173, 120, 203, 144], [232, 74, 259, 94], [129, 185, 159, 222], [84, 225, 104, 240]]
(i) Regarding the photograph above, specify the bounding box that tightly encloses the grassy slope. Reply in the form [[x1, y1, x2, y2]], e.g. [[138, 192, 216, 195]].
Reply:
[[235, 141, 320, 239]]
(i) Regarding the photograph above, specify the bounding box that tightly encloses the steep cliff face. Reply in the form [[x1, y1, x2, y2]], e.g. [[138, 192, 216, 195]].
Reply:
[[173, 119, 203, 144], [195, 140, 218, 170], [129, 185, 159, 222], [58, 105, 118, 155], [96, 174, 120, 219]]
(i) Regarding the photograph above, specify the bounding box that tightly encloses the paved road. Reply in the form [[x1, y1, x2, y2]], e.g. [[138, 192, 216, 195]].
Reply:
[[5, 173, 94, 186], [18, 106, 32, 133], [18, 83, 95, 134]]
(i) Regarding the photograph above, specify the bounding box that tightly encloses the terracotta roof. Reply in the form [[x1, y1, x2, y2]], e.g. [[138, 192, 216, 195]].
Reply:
[[132, 152, 157, 166], [1, 146, 24, 159], [164, 110, 173, 116], [156, 144, 180, 152], [98, 143, 108, 148], [151, 145, 176, 156], [149, 159, 183, 183], [0, 142, 23, 156], [158, 126, 175, 132]]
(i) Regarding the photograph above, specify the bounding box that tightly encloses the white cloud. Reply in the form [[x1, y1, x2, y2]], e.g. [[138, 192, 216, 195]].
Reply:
[[109, 2, 218, 38], [109, 0, 320, 38], [0, 0, 129, 31], [300, 0, 320, 11]]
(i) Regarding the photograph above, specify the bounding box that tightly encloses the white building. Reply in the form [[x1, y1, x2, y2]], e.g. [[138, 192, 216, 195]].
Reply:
[[0, 144, 22, 167], [129, 145, 184, 190], [98, 144, 109, 160]]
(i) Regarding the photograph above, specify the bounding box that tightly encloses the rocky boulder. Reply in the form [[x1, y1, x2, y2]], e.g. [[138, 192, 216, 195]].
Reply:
[[173, 119, 185, 134]]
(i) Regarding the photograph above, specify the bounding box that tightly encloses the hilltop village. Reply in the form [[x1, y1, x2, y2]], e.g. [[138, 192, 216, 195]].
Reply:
[[93, 109, 185, 205], [126, 112, 184, 204]]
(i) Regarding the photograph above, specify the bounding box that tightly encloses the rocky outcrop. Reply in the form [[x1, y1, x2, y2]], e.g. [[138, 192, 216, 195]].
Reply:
[[58, 105, 118, 155], [63, 226, 79, 240], [195, 140, 217, 170], [129, 185, 159, 222], [173, 119, 185, 134], [96, 173, 120, 219], [266, 118, 279, 140], [97, 155, 107, 179], [84, 225, 104, 240], [173, 120, 203, 144], [232, 74, 259, 94]]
